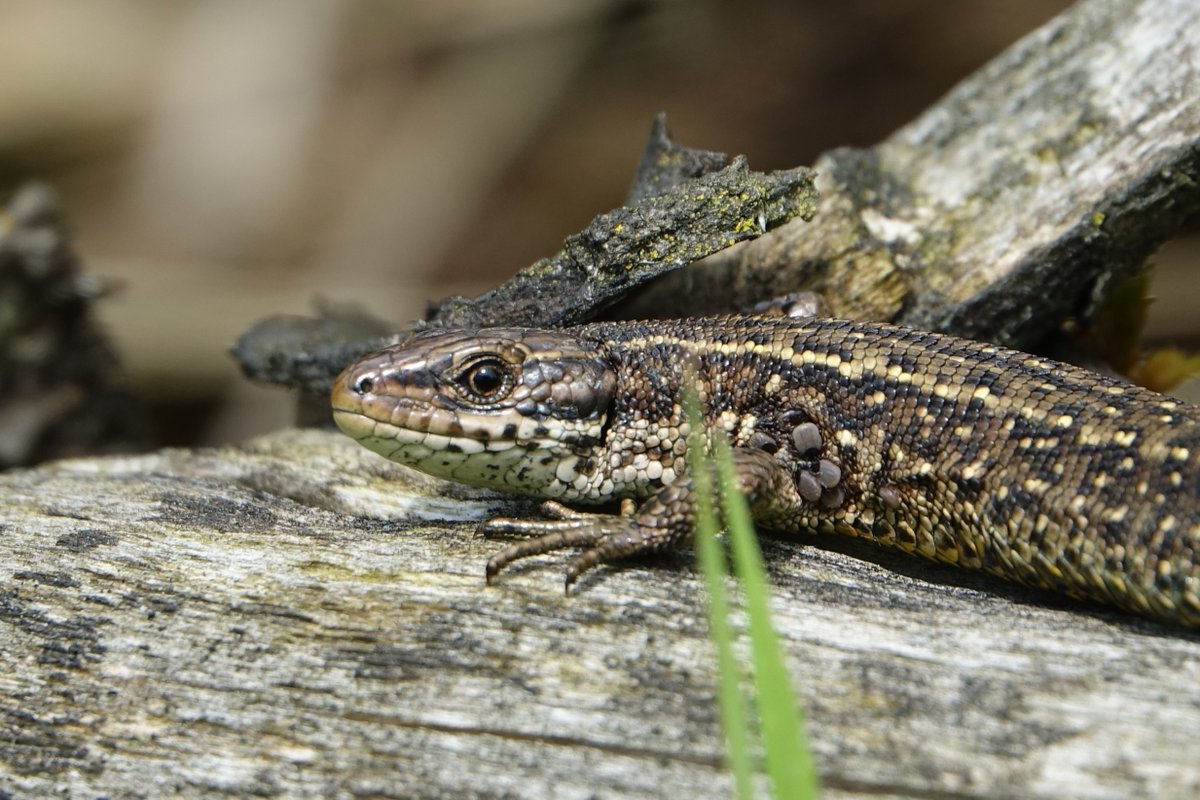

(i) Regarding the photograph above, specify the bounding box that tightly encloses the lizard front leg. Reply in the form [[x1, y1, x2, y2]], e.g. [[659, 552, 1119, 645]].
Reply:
[[481, 446, 809, 591]]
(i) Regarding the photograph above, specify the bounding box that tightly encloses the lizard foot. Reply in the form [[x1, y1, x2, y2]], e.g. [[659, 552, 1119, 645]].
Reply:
[[479, 498, 679, 592], [480, 447, 808, 593]]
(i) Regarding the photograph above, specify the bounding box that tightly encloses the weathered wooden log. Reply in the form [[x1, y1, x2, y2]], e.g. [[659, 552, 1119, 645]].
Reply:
[[1, 430, 1198, 799]]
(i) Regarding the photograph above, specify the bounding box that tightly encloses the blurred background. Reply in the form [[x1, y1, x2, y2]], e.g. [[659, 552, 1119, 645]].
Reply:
[[1, 0, 1194, 451]]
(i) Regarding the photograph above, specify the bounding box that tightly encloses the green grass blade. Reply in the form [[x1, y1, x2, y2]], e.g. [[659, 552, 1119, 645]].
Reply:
[[685, 390, 756, 800], [714, 436, 820, 800]]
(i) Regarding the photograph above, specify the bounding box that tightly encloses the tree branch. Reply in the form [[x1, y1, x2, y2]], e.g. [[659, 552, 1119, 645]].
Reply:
[[621, 0, 1200, 352]]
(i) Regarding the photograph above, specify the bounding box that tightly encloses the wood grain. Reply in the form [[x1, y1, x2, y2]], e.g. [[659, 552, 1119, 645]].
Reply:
[[2, 430, 1198, 799]]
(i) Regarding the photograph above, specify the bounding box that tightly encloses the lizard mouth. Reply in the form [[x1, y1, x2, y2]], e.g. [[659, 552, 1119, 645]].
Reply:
[[331, 399, 577, 494], [330, 406, 376, 441]]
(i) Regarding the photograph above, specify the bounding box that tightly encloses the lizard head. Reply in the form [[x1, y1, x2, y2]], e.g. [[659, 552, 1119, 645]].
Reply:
[[331, 327, 616, 496]]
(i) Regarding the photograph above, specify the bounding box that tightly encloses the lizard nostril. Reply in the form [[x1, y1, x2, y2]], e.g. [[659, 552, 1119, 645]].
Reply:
[[352, 375, 375, 395]]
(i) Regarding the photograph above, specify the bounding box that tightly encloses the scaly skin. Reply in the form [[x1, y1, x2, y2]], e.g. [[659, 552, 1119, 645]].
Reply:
[[331, 315, 1200, 627]]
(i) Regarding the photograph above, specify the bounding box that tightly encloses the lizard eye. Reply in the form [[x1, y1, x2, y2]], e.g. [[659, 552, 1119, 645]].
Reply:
[[458, 358, 512, 401]]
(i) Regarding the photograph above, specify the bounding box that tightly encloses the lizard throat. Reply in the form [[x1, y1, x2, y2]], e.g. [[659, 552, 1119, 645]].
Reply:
[[331, 406, 608, 498]]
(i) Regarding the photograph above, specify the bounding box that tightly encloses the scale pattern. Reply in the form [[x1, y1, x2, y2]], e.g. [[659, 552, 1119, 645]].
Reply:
[[332, 315, 1200, 627]]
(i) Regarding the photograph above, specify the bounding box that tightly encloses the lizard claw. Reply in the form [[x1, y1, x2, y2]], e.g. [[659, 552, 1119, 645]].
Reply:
[[480, 506, 655, 587], [537, 500, 590, 521]]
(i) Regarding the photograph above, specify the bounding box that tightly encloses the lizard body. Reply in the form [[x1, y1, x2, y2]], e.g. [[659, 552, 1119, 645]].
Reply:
[[331, 315, 1200, 627]]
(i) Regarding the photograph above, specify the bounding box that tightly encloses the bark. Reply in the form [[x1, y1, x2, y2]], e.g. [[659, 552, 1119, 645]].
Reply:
[[1, 430, 1198, 799], [621, 0, 1200, 353], [236, 0, 1200, 395]]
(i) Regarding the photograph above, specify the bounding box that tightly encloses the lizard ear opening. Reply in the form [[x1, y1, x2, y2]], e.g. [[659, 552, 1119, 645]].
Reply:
[[515, 357, 616, 421], [574, 360, 616, 419]]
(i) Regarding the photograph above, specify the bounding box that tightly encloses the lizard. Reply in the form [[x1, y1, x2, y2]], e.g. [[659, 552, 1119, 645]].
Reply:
[[330, 314, 1200, 628]]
